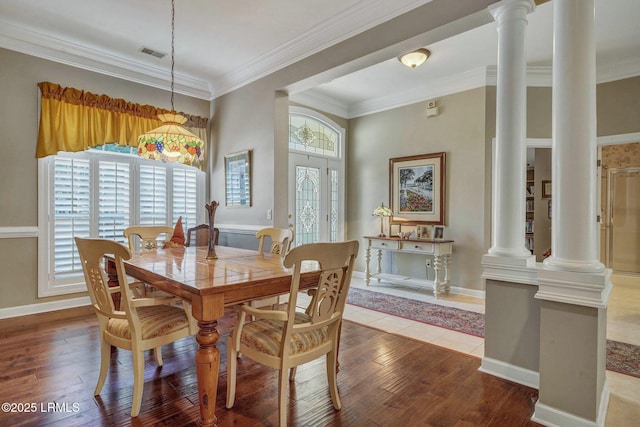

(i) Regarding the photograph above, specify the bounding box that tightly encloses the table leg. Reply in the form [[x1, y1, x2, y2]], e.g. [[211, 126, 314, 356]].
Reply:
[[443, 254, 451, 295], [365, 247, 371, 285], [433, 255, 442, 298], [376, 249, 382, 282], [195, 320, 220, 427]]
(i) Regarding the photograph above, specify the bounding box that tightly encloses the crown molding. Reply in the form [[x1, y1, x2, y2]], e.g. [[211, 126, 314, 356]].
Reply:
[[298, 58, 640, 119], [597, 55, 640, 84], [290, 91, 350, 118], [349, 67, 491, 118], [0, 18, 212, 100], [208, 0, 433, 96]]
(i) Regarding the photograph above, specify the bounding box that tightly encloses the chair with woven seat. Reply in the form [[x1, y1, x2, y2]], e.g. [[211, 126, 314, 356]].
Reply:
[[123, 225, 174, 251], [226, 240, 359, 426], [75, 237, 196, 417], [185, 223, 219, 247]]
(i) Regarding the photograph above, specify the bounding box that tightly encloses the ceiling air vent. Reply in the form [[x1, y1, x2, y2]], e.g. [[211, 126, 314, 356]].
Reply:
[[140, 47, 166, 59]]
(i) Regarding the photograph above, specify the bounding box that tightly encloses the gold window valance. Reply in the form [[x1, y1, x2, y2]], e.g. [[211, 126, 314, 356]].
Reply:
[[36, 81, 208, 162]]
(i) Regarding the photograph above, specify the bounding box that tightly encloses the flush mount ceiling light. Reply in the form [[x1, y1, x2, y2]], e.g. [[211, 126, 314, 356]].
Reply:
[[138, 0, 204, 166], [398, 48, 431, 69]]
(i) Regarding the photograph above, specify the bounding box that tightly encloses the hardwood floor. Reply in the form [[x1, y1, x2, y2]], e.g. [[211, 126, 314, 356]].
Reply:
[[0, 307, 539, 426]]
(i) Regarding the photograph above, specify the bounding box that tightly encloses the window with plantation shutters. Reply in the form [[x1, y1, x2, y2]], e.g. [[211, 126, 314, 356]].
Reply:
[[38, 146, 205, 297], [98, 160, 130, 243], [139, 164, 168, 226], [52, 157, 91, 282], [173, 168, 201, 231]]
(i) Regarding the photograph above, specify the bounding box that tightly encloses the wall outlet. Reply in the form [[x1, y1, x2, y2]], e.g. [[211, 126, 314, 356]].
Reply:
[[267, 209, 272, 220], [425, 258, 432, 268]]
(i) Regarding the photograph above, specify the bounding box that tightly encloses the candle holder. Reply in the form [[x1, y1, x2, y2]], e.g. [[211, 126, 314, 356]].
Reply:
[[205, 200, 219, 259]]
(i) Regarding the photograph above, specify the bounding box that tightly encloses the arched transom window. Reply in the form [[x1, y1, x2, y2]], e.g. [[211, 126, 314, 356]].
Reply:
[[289, 112, 340, 158]]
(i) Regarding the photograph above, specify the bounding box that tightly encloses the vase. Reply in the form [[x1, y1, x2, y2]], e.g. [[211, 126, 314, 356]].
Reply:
[[205, 200, 219, 259]]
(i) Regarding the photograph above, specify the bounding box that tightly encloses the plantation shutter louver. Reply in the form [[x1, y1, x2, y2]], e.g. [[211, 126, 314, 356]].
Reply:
[[173, 168, 199, 230], [53, 157, 91, 280], [139, 164, 168, 226], [98, 160, 130, 243]]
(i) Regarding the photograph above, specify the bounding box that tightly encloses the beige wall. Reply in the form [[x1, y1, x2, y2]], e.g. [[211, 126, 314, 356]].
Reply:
[[349, 88, 489, 290], [0, 48, 209, 310], [210, 0, 498, 229], [597, 76, 640, 136]]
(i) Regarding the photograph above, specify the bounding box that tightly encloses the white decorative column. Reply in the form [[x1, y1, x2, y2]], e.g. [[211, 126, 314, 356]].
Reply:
[[480, 0, 539, 391], [486, 0, 536, 260], [542, 0, 604, 274], [534, 1, 612, 426]]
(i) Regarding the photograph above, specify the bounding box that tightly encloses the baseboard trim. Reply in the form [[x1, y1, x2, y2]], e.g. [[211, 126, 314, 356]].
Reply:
[[531, 379, 609, 427], [352, 271, 485, 299], [479, 356, 539, 389], [0, 296, 91, 320]]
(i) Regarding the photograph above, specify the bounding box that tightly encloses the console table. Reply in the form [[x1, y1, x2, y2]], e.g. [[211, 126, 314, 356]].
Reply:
[[363, 236, 454, 298]]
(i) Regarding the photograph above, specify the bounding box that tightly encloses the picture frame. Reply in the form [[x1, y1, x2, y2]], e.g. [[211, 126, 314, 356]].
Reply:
[[389, 152, 446, 224], [542, 180, 552, 199], [433, 225, 445, 239], [416, 224, 432, 240], [389, 223, 401, 237], [224, 150, 252, 207]]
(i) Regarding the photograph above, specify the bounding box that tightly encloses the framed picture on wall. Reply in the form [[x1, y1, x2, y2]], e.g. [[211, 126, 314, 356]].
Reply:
[[389, 152, 446, 224], [225, 150, 251, 207]]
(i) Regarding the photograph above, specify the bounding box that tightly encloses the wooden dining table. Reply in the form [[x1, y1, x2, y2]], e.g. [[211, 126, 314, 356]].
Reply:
[[105, 244, 321, 427]]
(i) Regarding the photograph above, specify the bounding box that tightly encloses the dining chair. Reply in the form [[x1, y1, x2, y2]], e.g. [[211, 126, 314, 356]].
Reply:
[[253, 227, 295, 309], [185, 223, 219, 247], [123, 225, 175, 298], [256, 227, 294, 256], [226, 240, 359, 426], [74, 237, 196, 417], [123, 225, 174, 251]]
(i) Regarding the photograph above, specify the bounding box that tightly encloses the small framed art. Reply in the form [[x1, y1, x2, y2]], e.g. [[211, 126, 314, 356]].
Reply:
[[225, 150, 251, 207], [416, 224, 432, 240]]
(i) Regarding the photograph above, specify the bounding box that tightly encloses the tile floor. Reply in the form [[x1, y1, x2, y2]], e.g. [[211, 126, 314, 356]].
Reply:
[[337, 273, 640, 427]]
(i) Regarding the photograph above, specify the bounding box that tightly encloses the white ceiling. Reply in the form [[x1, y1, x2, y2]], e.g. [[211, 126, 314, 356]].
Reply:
[[1, 0, 639, 118]]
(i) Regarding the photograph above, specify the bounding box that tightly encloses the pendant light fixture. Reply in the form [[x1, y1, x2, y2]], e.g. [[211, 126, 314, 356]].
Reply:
[[138, 0, 204, 166]]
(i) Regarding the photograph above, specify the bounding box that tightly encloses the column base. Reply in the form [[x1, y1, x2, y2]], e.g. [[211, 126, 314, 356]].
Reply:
[[532, 380, 609, 427], [543, 255, 606, 274]]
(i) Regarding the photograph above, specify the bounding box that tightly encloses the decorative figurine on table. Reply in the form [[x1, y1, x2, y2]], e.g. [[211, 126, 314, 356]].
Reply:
[[205, 200, 219, 259]]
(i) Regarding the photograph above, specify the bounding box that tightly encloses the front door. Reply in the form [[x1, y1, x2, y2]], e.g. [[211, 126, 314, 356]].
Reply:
[[288, 153, 341, 246]]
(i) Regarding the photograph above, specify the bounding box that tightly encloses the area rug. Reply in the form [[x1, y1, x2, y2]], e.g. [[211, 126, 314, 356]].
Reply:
[[346, 286, 640, 379]]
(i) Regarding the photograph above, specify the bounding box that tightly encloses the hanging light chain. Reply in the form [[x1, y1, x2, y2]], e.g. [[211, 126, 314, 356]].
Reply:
[[170, 0, 175, 112]]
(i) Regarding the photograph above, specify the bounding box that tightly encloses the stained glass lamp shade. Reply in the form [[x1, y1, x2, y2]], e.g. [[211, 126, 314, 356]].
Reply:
[[137, 112, 203, 165], [137, 0, 204, 167]]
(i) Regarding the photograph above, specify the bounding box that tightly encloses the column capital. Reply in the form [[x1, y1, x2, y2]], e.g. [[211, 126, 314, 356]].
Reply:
[[489, 0, 536, 22]]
